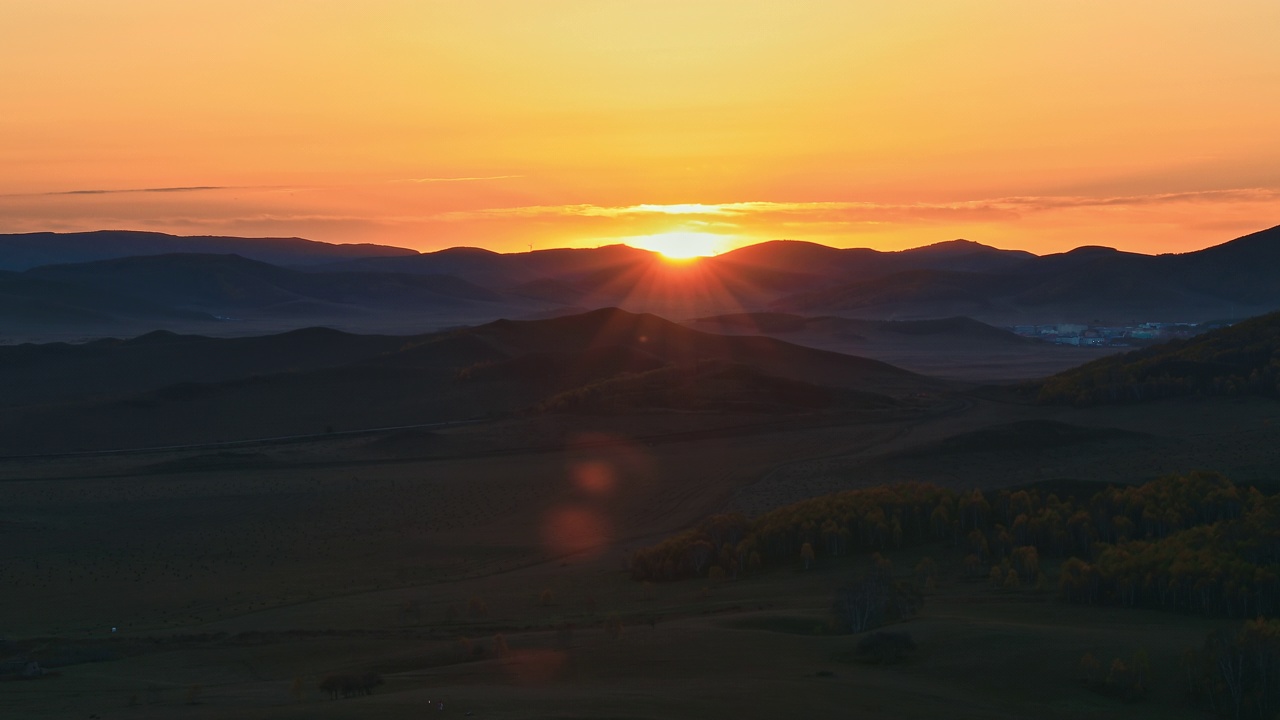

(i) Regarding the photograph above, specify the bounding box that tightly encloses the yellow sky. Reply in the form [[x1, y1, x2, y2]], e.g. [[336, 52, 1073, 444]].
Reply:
[[2, 1, 1278, 256]]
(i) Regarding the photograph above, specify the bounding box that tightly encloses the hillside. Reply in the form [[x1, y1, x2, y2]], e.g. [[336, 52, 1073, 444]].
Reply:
[[1037, 310, 1280, 405], [693, 312, 1029, 345], [772, 226, 1280, 323], [7, 225, 1280, 338], [0, 230, 415, 270], [0, 308, 938, 454], [26, 253, 508, 317], [0, 270, 214, 328], [455, 307, 933, 393], [0, 327, 412, 407]]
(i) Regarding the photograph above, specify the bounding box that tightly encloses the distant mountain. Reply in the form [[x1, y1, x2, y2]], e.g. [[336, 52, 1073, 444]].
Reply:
[[27, 253, 507, 317], [1168, 224, 1280, 306], [7, 224, 1280, 333], [773, 225, 1280, 323], [324, 239, 1034, 297], [0, 230, 416, 270], [1036, 309, 1280, 405], [0, 308, 940, 453], [323, 244, 653, 288], [0, 269, 213, 328], [709, 238, 1036, 284], [693, 312, 1030, 345]]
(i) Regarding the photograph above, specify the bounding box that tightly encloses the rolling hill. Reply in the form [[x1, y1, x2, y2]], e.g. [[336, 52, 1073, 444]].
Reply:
[[772, 225, 1280, 323], [6, 224, 1280, 339], [25, 253, 513, 319], [0, 230, 415, 270], [0, 270, 214, 328], [693, 312, 1031, 345], [0, 308, 939, 454], [1036, 310, 1280, 405]]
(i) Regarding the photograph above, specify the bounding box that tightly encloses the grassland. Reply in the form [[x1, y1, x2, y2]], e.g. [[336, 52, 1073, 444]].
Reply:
[[4, 394, 1277, 718]]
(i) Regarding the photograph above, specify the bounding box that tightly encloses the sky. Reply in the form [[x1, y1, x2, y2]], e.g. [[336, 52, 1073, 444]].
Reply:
[[2, 0, 1279, 257]]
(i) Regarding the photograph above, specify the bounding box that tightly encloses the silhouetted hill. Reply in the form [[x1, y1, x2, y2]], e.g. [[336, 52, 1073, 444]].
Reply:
[[0, 270, 213, 327], [773, 225, 1280, 323], [10, 225, 1280, 333], [711, 239, 1034, 285], [329, 239, 1035, 313], [1036, 310, 1280, 405], [27, 253, 505, 317], [0, 230, 415, 270], [0, 326, 410, 407], [0, 308, 938, 453], [693, 312, 1028, 344], [324, 244, 653, 288], [772, 270, 1017, 318], [452, 307, 933, 393], [1169, 224, 1280, 306]]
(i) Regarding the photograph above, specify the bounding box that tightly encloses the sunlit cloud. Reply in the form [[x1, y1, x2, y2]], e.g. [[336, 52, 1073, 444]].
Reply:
[[3, 181, 1277, 256], [434, 188, 1280, 226]]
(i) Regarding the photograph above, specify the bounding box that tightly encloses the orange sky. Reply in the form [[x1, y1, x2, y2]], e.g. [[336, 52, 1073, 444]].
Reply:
[[2, 1, 1278, 257]]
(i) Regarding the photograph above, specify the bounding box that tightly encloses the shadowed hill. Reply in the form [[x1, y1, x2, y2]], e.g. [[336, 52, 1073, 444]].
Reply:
[[0, 307, 939, 453], [1036, 310, 1280, 405], [324, 238, 1037, 311], [11, 225, 1280, 334], [322, 244, 654, 289], [1170, 224, 1280, 305], [0, 230, 415, 270], [453, 307, 935, 393], [771, 269, 1019, 318], [773, 226, 1280, 323], [0, 326, 412, 407], [27, 253, 505, 316], [693, 312, 1030, 344], [710, 238, 1034, 282], [0, 270, 214, 328]]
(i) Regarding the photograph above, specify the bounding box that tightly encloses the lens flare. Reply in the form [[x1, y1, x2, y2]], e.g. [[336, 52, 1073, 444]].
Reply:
[[572, 461, 616, 496], [542, 505, 608, 559]]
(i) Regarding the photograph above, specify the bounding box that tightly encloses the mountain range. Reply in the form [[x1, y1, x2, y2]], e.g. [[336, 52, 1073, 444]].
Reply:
[[1, 224, 1278, 339], [0, 307, 929, 454]]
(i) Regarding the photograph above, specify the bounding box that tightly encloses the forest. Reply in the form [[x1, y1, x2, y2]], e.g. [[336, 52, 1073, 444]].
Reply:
[[629, 472, 1280, 620], [629, 472, 1280, 717]]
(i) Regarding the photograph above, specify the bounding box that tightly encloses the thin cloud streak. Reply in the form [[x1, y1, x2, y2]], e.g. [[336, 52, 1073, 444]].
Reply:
[[0, 185, 289, 198], [434, 188, 1280, 224]]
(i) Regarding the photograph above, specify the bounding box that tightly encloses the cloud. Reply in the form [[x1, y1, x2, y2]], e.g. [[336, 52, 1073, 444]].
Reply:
[[432, 188, 1280, 225], [0, 185, 286, 198]]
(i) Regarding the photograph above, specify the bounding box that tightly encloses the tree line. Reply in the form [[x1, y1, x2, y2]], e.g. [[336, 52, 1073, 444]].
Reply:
[[1184, 618, 1280, 720], [629, 472, 1280, 619]]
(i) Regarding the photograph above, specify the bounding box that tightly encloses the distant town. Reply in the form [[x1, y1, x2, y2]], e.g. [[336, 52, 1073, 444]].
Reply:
[[1006, 320, 1226, 347]]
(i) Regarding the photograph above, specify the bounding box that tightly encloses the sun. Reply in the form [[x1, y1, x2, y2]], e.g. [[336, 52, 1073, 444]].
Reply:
[[624, 231, 727, 260]]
